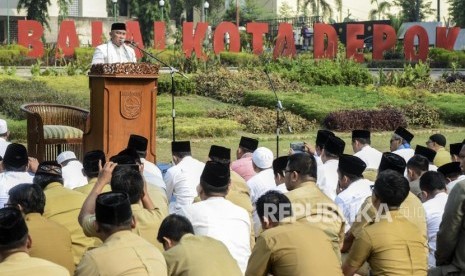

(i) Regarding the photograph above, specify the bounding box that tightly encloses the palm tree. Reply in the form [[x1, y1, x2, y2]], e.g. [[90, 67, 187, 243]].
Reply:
[[369, 0, 392, 20], [297, 0, 340, 21]]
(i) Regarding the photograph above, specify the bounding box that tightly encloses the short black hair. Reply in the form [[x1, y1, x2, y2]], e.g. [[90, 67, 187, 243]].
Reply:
[[8, 184, 45, 215], [157, 214, 194, 243], [352, 137, 371, 145], [0, 233, 28, 251], [407, 155, 429, 175], [199, 178, 229, 196], [287, 152, 317, 179], [373, 170, 409, 208], [172, 151, 191, 159], [33, 174, 64, 189], [3, 163, 27, 172], [97, 217, 133, 234], [339, 170, 363, 183], [256, 190, 293, 223], [419, 171, 447, 193], [110, 166, 144, 204]]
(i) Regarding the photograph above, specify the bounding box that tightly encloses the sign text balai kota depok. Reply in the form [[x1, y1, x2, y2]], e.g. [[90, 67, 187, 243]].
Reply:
[[17, 20, 461, 62]]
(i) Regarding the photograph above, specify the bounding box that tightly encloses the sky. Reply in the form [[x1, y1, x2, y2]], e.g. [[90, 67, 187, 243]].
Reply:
[[329, 0, 450, 22]]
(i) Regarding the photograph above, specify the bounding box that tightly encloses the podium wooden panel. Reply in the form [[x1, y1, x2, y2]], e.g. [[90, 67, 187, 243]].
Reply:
[[84, 63, 159, 162]]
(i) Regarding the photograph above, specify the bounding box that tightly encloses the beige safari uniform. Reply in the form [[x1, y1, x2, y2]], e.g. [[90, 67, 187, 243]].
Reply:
[[163, 233, 242, 276], [75, 230, 167, 276], [43, 182, 101, 265], [146, 184, 169, 218], [346, 210, 428, 275], [350, 192, 427, 239], [25, 213, 75, 275], [0, 252, 69, 276], [74, 178, 111, 195], [285, 181, 345, 260], [246, 221, 343, 276]]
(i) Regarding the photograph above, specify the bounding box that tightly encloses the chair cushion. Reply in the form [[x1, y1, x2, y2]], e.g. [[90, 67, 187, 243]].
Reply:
[[44, 125, 83, 139]]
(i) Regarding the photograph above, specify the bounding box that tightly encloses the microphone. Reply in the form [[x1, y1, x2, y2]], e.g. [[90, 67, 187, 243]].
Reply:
[[124, 40, 136, 45]]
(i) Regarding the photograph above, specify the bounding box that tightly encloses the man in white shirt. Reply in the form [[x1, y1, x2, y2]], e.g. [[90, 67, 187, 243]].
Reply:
[[247, 147, 276, 236], [0, 119, 11, 159], [335, 154, 372, 233], [352, 130, 382, 170], [419, 171, 448, 268], [56, 151, 87, 189], [0, 143, 35, 206], [317, 135, 345, 201], [415, 145, 438, 172], [437, 162, 465, 192], [179, 161, 251, 274], [91, 22, 137, 64], [164, 141, 205, 214], [127, 134, 165, 190], [303, 129, 335, 168], [390, 126, 415, 163]]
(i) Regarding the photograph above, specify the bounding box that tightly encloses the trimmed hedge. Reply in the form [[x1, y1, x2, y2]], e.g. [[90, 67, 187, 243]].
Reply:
[[157, 117, 241, 138], [428, 48, 465, 68], [219, 52, 260, 67], [323, 108, 407, 131]]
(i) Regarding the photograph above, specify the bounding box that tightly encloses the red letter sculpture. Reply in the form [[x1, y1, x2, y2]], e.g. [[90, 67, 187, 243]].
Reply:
[[247, 22, 268, 55], [213, 22, 240, 54], [18, 20, 44, 58], [313, 23, 338, 59], [404, 25, 429, 62]]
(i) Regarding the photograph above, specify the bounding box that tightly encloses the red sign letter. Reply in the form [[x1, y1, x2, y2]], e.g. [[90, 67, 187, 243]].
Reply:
[[154, 21, 166, 50], [56, 20, 79, 58], [404, 25, 429, 62], [18, 20, 44, 58], [126, 21, 144, 59], [92, 21, 103, 47], [273, 23, 296, 59], [372, 24, 396, 60], [247, 22, 268, 55], [436, 27, 460, 50], [182, 22, 209, 60], [313, 23, 338, 59], [213, 22, 240, 54], [346, 24, 364, 62]]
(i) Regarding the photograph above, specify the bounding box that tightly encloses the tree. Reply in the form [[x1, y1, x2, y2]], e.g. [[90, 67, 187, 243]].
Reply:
[[369, 0, 392, 20], [392, 0, 434, 22], [223, 0, 265, 25], [448, 0, 465, 27], [297, 0, 340, 21], [17, 0, 52, 30], [130, 0, 171, 46], [57, 0, 74, 24], [279, 2, 295, 18]]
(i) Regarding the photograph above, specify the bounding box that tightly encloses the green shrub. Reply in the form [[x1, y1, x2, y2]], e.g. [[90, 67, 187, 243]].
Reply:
[[0, 50, 22, 66], [429, 48, 465, 68], [157, 117, 241, 138], [378, 85, 430, 100], [426, 93, 465, 125], [157, 74, 196, 95], [74, 47, 95, 65], [207, 106, 315, 134], [323, 108, 407, 131], [401, 102, 440, 128], [381, 62, 431, 87], [4, 119, 27, 142], [219, 52, 260, 67]]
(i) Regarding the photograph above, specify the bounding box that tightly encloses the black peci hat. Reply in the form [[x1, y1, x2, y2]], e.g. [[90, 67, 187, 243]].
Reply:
[[95, 192, 132, 225], [324, 136, 345, 156], [437, 162, 461, 177], [201, 161, 231, 187], [378, 152, 406, 175], [450, 143, 463, 156], [171, 141, 191, 153], [208, 145, 231, 161], [316, 130, 335, 147], [415, 145, 437, 163], [394, 127, 414, 143], [352, 130, 370, 140], [338, 154, 367, 176], [272, 156, 289, 175], [127, 134, 148, 152], [111, 22, 126, 31], [83, 150, 106, 175], [3, 143, 28, 169], [239, 137, 258, 152]]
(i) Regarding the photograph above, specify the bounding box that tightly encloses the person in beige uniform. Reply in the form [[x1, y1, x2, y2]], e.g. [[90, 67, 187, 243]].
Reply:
[[76, 192, 167, 276], [0, 207, 69, 276], [343, 170, 428, 276], [79, 157, 166, 252], [343, 152, 427, 253], [157, 214, 241, 276], [74, 150, 111, 195], [34, 161, 100, 266], [284, 152, 345, 260], [246, 190, 342, 276], [7, 184, 74, 275]]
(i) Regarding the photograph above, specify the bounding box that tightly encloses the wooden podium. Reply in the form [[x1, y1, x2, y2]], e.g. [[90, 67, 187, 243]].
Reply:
[[84, 63, 159, 162]]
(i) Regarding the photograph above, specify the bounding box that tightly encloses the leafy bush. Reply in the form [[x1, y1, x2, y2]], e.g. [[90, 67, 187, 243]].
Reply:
[[378, 85, 430, 100], [0, 79, 86, 119], [207, 106, 315, 134], [416, 78, 465, 94], [157, 74, 196, 95], [219, 52, 260, 67], [157, 117, 241, 138], [323, 108, 407, 131], [74, 47, 95, 65], [429, 48, 465, 68], [401, 102, 440, 128], [380, 62, 431, 87]]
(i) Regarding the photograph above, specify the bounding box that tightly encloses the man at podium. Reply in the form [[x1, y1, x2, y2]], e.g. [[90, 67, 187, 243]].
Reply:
[[91, 23, 137, 64]]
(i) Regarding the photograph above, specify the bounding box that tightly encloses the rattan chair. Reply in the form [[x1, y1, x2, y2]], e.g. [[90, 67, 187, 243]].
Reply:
[[20, 103, 89, 162]]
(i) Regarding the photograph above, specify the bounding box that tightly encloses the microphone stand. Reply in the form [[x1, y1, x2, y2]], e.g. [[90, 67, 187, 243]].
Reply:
[[126, 41, 187, 142], [263, 65, 292, 158]]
